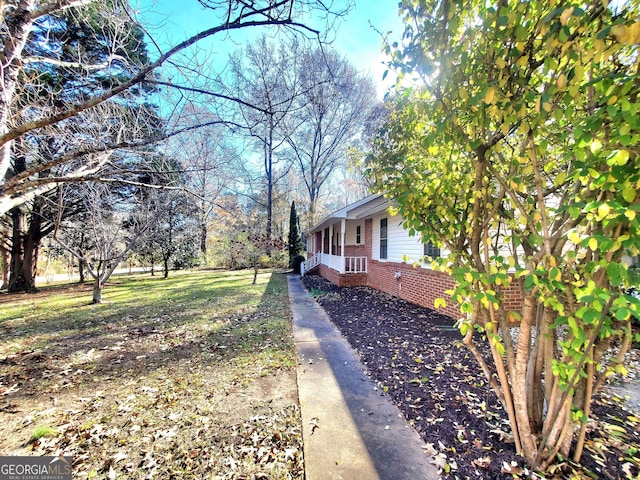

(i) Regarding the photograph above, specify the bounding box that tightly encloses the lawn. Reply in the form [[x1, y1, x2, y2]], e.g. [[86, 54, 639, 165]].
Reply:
[[0, 269, 303, 479]]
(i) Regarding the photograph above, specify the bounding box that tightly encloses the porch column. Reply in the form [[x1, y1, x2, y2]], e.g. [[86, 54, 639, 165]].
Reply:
[[340, 218, 346, 273], [329, 224, 334, 255], [321, 229, 325, 254]]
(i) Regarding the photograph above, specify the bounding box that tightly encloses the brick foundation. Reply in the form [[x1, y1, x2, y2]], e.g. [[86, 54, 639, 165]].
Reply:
[[315, 260, 523, 321], [318, 264, 368, 287], [367, 260, 461, 319]]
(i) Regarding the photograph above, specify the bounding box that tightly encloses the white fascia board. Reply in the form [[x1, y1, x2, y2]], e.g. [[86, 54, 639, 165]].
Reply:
[[309, 193, 386, 233]]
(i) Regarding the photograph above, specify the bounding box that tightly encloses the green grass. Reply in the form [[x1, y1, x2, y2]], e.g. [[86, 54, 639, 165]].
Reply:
[[0, 270, 286, 354], [307, 287, 327, 298], [29, 425, 57, 442], [0, 269, 303, 479]]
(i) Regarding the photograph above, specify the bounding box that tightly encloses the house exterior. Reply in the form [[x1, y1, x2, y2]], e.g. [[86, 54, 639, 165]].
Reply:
[[301, 193, 523, 320]]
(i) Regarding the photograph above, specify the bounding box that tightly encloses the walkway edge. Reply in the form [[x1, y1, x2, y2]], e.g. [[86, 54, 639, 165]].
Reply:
[[288, 274, 439, 480]]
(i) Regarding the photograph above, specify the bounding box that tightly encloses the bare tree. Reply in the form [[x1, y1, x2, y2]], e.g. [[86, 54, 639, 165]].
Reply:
[[0, 0, 347, 216], [228, 35, 302, 241], [284, 47, 376, 229], [165, 107, 237, 264], [54, 179, 151, 303]]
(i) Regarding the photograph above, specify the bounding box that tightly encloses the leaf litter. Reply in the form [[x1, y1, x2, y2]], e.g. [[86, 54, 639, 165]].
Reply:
[[302, 275, 640, 480], [0, 270, 302, 479]]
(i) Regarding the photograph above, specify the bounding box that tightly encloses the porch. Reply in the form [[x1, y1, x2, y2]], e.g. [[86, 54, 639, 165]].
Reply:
[[301, 253, 367, 277]]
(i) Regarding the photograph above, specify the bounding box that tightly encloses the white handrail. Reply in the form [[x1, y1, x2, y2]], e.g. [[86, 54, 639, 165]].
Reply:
[[345, 256, 367, 273], [301, 253, 321, 276], [302, 253, 367, 276]]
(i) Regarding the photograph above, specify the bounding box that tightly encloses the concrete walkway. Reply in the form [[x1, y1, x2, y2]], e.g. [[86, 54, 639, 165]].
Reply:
[[288, 274, 439, 480]]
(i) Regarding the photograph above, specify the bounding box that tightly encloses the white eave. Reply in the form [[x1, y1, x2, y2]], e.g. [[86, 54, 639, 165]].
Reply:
[[308, 193, 392, 234]]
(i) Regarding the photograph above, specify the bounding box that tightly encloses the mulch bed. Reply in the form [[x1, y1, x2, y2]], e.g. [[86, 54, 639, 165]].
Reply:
[[302, 275, 640, 479]]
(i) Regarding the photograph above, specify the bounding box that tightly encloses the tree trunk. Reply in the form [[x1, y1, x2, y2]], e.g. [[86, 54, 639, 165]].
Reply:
[[92, 278, 103, 304], [253, 265, 258, 284], [8, 206, 26, 292], [265, 115, 274, 254], [8, 197, 46, 292], [200, 221, 207, 264], [512, 295, 539, 466], [78, 259, 86, 283], [307, 190, 318, 232], [0, 0, 35, 182], [0, 245, 9, 289], [21, 225, 39, 291], [77, 232, 86, 283], [163, 256, 170, 278]]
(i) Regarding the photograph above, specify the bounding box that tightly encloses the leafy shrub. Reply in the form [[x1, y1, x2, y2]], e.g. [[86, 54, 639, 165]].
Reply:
[[291, 254, 305, 273]]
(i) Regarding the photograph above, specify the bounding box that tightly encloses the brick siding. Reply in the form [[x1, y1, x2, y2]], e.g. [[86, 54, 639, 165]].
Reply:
[[311, 216, 524, 321], [367, 260, 461, 319], [316, 257, 523, 322]]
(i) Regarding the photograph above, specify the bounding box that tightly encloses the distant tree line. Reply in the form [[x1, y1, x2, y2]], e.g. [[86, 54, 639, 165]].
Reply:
[[0, 0, 377, 301]]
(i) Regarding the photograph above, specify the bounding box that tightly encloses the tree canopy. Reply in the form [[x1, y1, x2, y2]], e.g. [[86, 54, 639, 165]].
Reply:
[[367, 0, 640, 471], [0, 0, 347, 216]]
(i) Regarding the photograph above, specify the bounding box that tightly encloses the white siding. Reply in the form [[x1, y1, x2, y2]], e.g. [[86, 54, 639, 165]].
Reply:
[[345, 221, 364, 245], [371, 213, 423, 262]]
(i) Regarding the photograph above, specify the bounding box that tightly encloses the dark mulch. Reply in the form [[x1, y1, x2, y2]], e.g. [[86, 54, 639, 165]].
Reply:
[[302, 275, 640, 480]]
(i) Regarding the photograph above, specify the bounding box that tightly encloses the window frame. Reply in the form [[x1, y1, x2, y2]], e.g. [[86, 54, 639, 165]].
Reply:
[[423, 240, 441, 259], [380, 218, 388, 259]]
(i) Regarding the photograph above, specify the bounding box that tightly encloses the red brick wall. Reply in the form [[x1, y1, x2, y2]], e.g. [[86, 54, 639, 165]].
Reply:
[[318, 264, 340, 286], [344, 245, 366, 256], [367, 260, 461, 319], [501, 278, 524, 314], [312, 215, 523, 320], [366, 260, 523, 320], [318, 264, 367, 287], [339, 273, 368, 287], [318, 261, 524, 322]]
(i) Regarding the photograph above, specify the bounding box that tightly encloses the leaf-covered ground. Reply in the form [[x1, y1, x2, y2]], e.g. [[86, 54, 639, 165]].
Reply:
[[302, 275, 640, 480], [0, 270, 303, 479]]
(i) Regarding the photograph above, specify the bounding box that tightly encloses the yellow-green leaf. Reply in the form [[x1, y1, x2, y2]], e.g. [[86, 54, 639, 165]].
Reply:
[[597, 203, 611, 219], [609, 149, 630, 166], [560, 6, 574, 25], [484, 87, 496, 104], [622, 187, 636, 203], [554, 171, 567, 186], [434, 297, 447, 309]]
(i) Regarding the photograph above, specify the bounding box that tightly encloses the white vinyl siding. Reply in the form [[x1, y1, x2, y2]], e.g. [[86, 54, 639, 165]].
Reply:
[[371, 213, 423, 262], [345, 222, 364, 245]]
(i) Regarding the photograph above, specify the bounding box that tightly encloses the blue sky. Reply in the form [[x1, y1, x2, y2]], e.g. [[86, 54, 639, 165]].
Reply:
[[133, 0, 405, 96]]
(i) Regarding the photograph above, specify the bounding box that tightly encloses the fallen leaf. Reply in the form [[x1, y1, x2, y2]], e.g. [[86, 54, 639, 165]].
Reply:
[[309, 417, 319, 435], [431, 452, 448, 470], [113, 451, 127, 464], [472, 456, 491, 469], [422, 442, 438, 455]]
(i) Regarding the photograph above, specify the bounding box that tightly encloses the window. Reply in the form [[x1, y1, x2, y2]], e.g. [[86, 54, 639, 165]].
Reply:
[[356, 225, 362, 244], [424, 241, 441, 259], [380, 218, 388, 259]]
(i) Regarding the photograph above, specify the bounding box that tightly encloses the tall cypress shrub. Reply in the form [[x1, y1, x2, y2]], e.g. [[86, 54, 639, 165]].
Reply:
[[288, 201, 304, 269]]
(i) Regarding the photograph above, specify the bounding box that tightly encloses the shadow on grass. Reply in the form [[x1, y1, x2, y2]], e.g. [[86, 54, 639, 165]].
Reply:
[[0, 271, 260, 340], [0, 270, 293, 405]]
